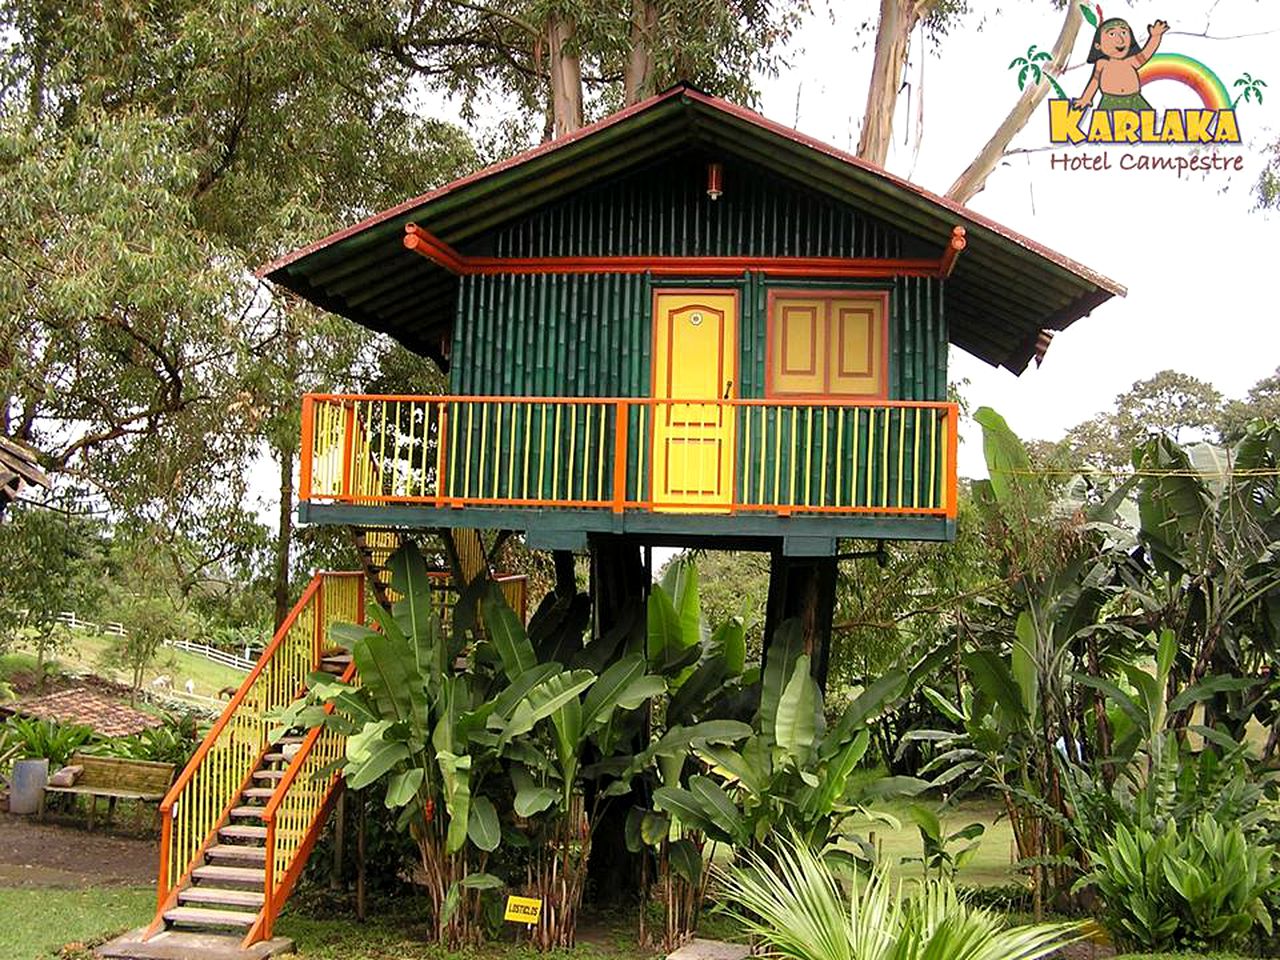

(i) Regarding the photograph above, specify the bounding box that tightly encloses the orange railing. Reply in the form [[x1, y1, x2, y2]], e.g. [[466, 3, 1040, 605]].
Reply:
[[300, 394, 959, 519], [249, 658, 357, 943], [151, 572, 365, 928]]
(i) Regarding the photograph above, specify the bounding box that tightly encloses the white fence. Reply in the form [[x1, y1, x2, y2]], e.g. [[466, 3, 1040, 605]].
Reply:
[[168, 639, 254, 673], [54, 611, 258, 672]]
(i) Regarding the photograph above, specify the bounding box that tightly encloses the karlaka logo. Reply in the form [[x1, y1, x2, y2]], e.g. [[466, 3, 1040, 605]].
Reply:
[[1044, 4, 1263, 146]]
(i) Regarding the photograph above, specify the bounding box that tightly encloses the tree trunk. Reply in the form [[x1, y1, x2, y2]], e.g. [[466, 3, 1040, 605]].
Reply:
[[946, 3, 1083, 203], [623, 0, 659, 105], [857, 0, 924, 167], [762, 550, 838, 689], [273, 442, 294, 632], [547, 14, 583, 138]]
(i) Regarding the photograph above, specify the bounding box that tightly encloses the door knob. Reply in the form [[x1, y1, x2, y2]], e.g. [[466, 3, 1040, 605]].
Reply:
[[723, 380, 733, 399]]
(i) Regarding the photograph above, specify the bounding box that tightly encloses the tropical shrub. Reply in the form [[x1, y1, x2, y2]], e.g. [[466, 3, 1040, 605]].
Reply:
[[720, 831, 1082, 960], [0, 716, 96, 769], [1081, 816, 1277, 953], [97, 713, 202, 767], [276, 542, 676, 948]]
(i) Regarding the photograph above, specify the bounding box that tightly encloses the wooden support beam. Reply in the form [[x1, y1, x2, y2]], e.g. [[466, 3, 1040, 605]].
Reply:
[[939, 225, 967, 278], [403, 222, 953, 280]]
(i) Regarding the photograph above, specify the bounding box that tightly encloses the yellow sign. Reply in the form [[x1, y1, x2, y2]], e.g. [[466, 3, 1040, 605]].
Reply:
[[503, 895, 543, 925]]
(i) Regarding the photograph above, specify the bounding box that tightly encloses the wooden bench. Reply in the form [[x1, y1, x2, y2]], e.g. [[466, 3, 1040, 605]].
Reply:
[[39, 753, 176, 829]]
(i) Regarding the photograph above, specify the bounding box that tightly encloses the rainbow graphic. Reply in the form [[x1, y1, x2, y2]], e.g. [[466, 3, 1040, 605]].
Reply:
[[1138, 53, 1234, 111]]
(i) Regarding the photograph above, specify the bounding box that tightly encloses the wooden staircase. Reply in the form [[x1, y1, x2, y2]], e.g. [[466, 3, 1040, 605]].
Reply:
[[101, 575, 364, 959]]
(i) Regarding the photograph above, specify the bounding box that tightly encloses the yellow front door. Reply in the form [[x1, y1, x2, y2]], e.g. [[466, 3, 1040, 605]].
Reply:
[[652, 292, 737, 511]]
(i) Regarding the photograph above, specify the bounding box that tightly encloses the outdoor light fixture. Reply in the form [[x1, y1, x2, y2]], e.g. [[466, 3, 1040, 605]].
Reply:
[[706, 161, 723, 200]]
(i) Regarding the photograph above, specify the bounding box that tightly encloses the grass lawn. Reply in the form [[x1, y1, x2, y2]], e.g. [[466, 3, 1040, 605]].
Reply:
[[0, 884, 1257, 960], [843, 795, 1019, 886], [0, 886, 154, 960], [9, 630, 246, 701]]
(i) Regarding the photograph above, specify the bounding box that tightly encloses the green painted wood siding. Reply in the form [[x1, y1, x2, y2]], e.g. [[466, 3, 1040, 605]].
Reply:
[[449, 152, 946, 403]]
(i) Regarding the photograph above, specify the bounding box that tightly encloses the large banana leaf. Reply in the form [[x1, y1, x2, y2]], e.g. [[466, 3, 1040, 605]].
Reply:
[[351, 625, 427, 739], [821, 669, 907, 758], [482, 583, 536, 681], [436, 750, 472, 854], [974, 406, 1035, 506], [759, 619, 804, 740], [581, 652, 646, 733], [647, 586, 684, 667], [774, 654, 818, 763], [346, 721, 412, 791], [661, 558, 708, 648], [387, 542, 446, 676]]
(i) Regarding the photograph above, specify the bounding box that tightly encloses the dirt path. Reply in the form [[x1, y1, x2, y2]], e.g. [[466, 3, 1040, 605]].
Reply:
[[0, 814, 156, 888]]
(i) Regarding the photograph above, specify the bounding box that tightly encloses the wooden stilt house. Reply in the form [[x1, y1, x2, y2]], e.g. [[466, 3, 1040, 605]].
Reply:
[[266, 85, 1120, 555], [140, 85, 1122, 951]]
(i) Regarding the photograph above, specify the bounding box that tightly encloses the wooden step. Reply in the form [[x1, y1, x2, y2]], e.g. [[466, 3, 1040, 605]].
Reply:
[[219, 824, 268, 842], [242, 787, 276, 800], [275, 736, 304, 745], [192, 864, 264, 887], [206, 843, 266, 864], [252, 769, 286, 781], [178, 886, 265, 909], [261, 752, 286, 764], [164, 906, 258, 929], [229, 805, 267, 820]]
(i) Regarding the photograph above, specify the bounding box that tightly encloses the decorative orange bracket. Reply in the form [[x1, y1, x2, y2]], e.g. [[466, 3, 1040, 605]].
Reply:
[[939, 226, 967, 278], [405, 223, 969, 280]]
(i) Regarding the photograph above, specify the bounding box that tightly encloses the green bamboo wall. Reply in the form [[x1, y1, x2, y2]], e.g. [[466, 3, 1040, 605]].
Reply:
[[444, 152, 949, 508], [450, 152, 946, 401]]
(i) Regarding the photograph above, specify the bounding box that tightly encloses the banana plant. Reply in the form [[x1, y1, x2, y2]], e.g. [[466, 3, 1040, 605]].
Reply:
[[649, 620, 915, 859], [272, 542, 607, 945]]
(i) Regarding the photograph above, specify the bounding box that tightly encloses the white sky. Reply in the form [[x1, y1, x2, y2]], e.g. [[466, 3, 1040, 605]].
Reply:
[[755, 0, 1279, 476], [255, 0, 1280, 527]]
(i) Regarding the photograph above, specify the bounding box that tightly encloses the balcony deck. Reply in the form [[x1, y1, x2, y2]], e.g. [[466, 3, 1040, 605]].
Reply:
[[298, 394, 958, 555]]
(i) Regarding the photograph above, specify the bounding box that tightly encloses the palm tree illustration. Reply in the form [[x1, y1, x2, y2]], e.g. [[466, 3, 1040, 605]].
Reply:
[[1010, 44, 1068, 99], [1233, 73, 1267, 107]]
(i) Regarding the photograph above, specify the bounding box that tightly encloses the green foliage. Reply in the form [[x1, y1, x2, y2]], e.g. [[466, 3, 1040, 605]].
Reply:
[[96, 713, 202, 767], [1, 716, 96, 769], [719, 831, 1083, 960], [1081, 817, 1277, 953], [0, 501, 108, 662]]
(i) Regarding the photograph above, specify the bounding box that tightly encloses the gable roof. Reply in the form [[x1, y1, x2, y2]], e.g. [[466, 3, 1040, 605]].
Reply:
[[262, 84, 1124, 374]]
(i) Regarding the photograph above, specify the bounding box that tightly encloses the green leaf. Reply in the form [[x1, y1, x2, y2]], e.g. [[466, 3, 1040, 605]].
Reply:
[[711, 617, 747, 676], [973, 407, 1034, 506], [436, 750, 472, 854], [467, 795, 500, 852], [647, 586, 683, 667], [668, 838, 702, 885], [774, 654, 818, 760], [346, 735, 411, 791], [384, 767, 424, 807], [483, 583, 536, 681], [515, 785, 559, 817], [760, 619, 804, 737], [461, 872, 504, 890], [1168, 674, 1260, 712], [641, 810, 671, 846], [387, 542, 440, 673], [689, 775, 746, 844], [582, 652, 646, 731], [617, 675, 667, 710], [351, 628, 424, 730], [1013, 611, 1039, 721], [653, 786, 714, 834], [1080, 2, 1098, 27], [963, 651, 1027, 721]]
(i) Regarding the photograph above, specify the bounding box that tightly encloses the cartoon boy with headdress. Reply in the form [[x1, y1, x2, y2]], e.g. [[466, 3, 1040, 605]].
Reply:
[[1072, 7, 1169, 112]]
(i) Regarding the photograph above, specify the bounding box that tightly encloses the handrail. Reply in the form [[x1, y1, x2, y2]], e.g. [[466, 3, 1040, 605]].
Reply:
[[153, 572, 365, 920], [250, 659, 358, 944], [301, 394, 960, 520]]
